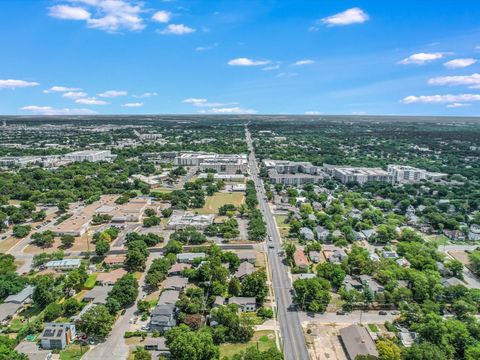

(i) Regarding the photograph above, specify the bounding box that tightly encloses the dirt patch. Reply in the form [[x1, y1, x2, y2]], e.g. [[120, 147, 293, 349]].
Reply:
[[449, 250, 470, 266], [304, 323, 348, 360]]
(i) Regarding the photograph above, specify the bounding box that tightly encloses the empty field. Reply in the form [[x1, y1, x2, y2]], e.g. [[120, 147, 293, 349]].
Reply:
[[220, 330, 276, 358], [196, 192, 245, 214]]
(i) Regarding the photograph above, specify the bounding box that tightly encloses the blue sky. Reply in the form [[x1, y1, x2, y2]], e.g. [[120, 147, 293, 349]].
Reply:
[[1, 0, 480, 116]]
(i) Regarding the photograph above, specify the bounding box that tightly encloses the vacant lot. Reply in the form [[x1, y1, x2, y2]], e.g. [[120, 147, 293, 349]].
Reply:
[[449, 250, 470, 266], [305, 323, 347, 360], [274, 215, 290, 239], [196, 192, 245, 214], [220, 330, 276, 358], [0, 237, 20, 253]]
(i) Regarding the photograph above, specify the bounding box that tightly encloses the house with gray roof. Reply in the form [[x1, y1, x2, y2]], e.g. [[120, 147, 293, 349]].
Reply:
[[176, 252, 206, 264], [5, 285, 34, 304], [0, 302, 22, 323], [234, 262, 255, 280], [340, 325, 378, 360], [237, 251, 256, 264], [162, 276, 188, 291], [228, 297, 256, 312], [359, 275, 384, 293], [150, 304, 176, 332], [40, 322, 76, 350], [300, 227, 315, 241], [308, 251, 321, 263], [83, 285, 112, 305], [143, 337, 170, 356], [316, 226, 330, 241], [158, 290, 180, 305]]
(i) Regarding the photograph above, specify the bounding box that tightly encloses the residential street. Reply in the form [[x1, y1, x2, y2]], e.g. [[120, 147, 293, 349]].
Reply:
[[245, 126, 310, 360], [83, 253, 159, 360]]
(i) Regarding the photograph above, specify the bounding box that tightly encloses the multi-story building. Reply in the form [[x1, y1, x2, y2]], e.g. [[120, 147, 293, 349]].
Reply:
[[387, 165, 427, 183], [323, 164, 391, 184], [174, 152, 248, 174], [63, 150, 116, 163], [263, 159, 324, 185], [40, 323, 76, 350]]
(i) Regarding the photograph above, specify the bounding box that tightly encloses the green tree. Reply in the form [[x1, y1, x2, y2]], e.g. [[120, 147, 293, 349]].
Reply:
[[165, 324, 219, 360], [77, 305, 114, 339], [95, 239, 110, 257], [241, 270, 268, 304], [60, 235, 75, 248], [316, 262, 346, 288], [293, 278, 331, 312], [377, 339, 401, 360], [133, 346, 152, 360]]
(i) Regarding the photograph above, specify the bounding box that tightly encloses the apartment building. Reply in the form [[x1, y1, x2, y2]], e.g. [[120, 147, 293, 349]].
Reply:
[[323, 164, 391, 184], [174, 152, 248, 174], [387, 165, 427, 183]]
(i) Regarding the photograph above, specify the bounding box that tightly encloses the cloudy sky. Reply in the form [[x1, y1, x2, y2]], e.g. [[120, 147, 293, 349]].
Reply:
[[1, 0, 480, 116]]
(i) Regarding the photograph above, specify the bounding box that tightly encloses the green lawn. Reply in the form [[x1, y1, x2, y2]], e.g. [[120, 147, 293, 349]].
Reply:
[[196, 192, 245, 215], [240, 312, 264, 326], [368, 324, 380, 333], [220, 331, 277, 358], [84, 274, 97, 289], [274, 215, 290, 239], [60, 344, 87, 360]]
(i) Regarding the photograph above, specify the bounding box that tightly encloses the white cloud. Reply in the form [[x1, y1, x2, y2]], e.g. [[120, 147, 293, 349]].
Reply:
[[262, 65, 280, 71], [447, 103, 471, 108], [75, 97, 108, 105], [0, 79, 39, 89], [402, 93, 480, 104], [228, 58, 270, 66], [21, 105, 97, 115], [198, 107, 256, 114], [399, 52, 444, 65], [133, 92, 158, 98], [122, 102, 144, 107], [152, 10, 171, 23], [195, 43, 218, 51], [294, 59, 314, 66], [158, 24, 196, 35], [305, 111, 322, 115], [321, 8, 369, 27], [43, 85, 81, 93], [443, 58, 477, 69], [98, 90, 128, 98], [276, 72, 297, 78], [428, 73, 480, 88], [49, 5, 91, 20], [183, 98, 233, 108], [62, 91, 88, 99], [49, 1, 145, 33]]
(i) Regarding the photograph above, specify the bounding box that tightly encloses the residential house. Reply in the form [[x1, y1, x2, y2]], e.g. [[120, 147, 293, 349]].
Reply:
[[83, 285, 113, 305], [316, 226, 330, 241], [176, 252, 206, 264], [469, 224, 480, 241], [150, 304, 176, 332], [396, 258, 411, 268], [234, 262, 255, 280], [325, 248, 347, 264], [5, 285, 34, 304], [96, 268, 127, 286], [237, 251, 257, 264], [168, 263, 192, 276], [442, 277, 465, 288], [158, 290, 180, 305], [299, 227, 315, 241], [40, 323, 76, 350], [359, 275, 384, 293], [340, 325, 379, 360], [382, 250, 399, 259], [143, 337, 170, 357], [212, 296, 225, 308], [293, 247, 309, 270], [308, 251, 321, 263], [344, 275, 363, 292], [228, 297, 256, 312], [162, 276, 188, 291], [103, 255, 126, 266], [298, 273, 316, 280]]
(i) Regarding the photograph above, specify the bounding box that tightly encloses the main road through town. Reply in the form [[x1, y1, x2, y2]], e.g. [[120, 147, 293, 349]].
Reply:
[[245, 126, 310, 360]]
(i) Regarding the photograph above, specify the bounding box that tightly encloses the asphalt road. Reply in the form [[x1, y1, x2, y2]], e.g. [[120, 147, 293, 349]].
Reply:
[[245, 126, 310, 360], [300, 310, 398, 324]]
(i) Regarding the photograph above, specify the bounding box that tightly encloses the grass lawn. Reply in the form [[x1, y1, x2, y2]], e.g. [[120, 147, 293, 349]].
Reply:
[[274, 215, 290, 239], [8, 318, 24, 332], [0, 237, 19, 252], [240, 312, 264, 326], [368, 324, 380, 333], [425, 234, 450, 246], [220, 330, 276, 358], [60, 344, 87, 360], [196, 192, 245, 215], [83, 274, 97, 289]]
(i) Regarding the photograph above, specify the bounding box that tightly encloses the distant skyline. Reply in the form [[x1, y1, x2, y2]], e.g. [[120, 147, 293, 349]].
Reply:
[[1, 0, 480, 116]]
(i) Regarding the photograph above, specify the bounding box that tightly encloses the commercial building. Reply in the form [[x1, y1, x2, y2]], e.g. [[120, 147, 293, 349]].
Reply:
[[175, 152, 248, 174], [44, 259, 81, 271], [166, 211, 214, 230], [52, 195, 148, 236], [323, 164, 391, 184], [387, 165, 427, 183], [197, 173, 246, 182], [63, 150, 116, 163], [40, 323, 76, 350], [340, 325, 378, 360]]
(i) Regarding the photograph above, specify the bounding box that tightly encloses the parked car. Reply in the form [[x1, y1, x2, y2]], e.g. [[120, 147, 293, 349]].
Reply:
[[336, 310, 346, 315], [379, 311, 388, 315]]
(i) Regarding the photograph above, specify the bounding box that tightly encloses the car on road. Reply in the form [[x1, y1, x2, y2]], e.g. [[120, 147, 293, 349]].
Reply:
[[379, 311, 388, 315], [268, 244, 275, 249], [336, 310, 346, 315], [391, 311, 400, 315], [268, 235, 272, 241]]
